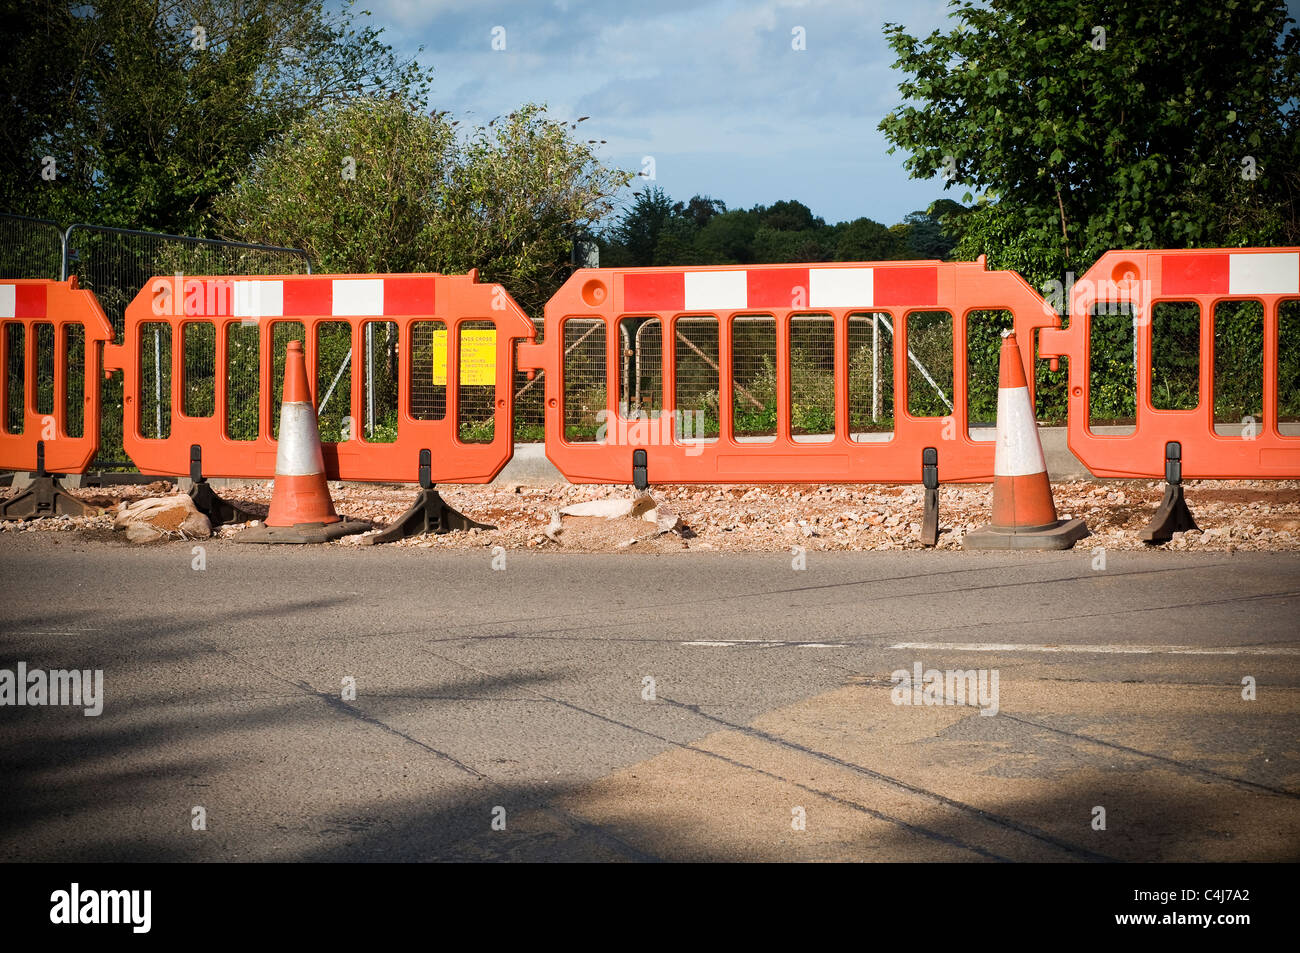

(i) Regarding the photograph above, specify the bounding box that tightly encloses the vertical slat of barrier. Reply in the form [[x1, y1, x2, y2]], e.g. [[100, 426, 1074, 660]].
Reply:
[[662, 315, 677, 432], [447, 315, 460, 441], [53, 321, 67, 435], [257, 320, 271, 439], [1199, 299, 1214, 434], [215, 320, 228, 440], [776, 312, 791, 442], [605, 314, 618, 431], [24, 317, 37, 430], [718, 314, 734, 442], [350, 321, 364, 443], [1264, 299, 1279, 434], [834, 310, 849, 441]]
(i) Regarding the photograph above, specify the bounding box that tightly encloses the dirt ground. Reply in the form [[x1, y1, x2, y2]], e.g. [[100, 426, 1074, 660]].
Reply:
[[3, 477, 1299, 553]]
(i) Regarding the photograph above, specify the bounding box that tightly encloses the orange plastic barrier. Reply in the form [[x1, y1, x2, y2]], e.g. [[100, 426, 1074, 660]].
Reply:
[[105, 272, 535, 483], [1038, 248, 1300, 478], [0, 278, 114, 473], [520, 259, 1060, 484]]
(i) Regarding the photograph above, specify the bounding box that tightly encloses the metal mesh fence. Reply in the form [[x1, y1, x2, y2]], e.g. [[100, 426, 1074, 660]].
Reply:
[[1213, 300, 1264, 429], [848, 313, 894, 437], [562, 318, 606, 442], [673, 317, 721, 438], [58, 224, 310, 468], [1089, 305, 1137, 432], [789, 316, 835, 439], [5, 323, 23, 434], [905, 311, 954, 418], [1151, 301, 1201, 411], [965, 310, 1013, 432], [512, 320, 546, 442], [0, 214, 62, 280], [1281, 301, 1300, 427], [732, 316, 777, 440]]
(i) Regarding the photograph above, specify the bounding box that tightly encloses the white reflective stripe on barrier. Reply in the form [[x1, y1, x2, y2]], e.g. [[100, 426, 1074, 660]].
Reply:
[[233, 280, 284, 318], [275, 403, 326, 476], [994, 386, 1046, 477], [332, 279, 384, 316], [1229, 253, 1299, 295], [809, 268, 874, 307]]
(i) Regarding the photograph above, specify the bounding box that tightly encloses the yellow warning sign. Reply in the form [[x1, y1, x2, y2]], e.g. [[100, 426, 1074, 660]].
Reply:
[[432, 329, 496, 386]]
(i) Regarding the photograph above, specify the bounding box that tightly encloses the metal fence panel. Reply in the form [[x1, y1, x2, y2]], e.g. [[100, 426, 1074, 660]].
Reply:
[[58, 224, 311, 469], [0, 214, 63, 280]]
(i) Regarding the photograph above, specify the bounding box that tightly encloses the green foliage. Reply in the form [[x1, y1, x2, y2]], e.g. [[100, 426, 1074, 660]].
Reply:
[[218, 99, 631, 318], [0, 0, 431, 236], [880, 0, 1300, 284], [600, 187, 965, 268]]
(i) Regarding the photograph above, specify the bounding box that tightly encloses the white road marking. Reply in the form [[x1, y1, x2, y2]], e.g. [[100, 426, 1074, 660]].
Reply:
[[888, 642, 1300, 656], [682, 639, 844, 648]]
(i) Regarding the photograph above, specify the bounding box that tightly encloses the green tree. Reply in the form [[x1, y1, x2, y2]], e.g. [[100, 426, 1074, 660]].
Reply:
[[879, 0, 1300, 281], [834, 217, 900, 261], [0, 0, 430, 234], [217, 99, 631, 317], [603, 186, 675, 266]]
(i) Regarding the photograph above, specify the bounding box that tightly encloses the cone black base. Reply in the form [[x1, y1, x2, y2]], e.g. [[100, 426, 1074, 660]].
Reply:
[[235, 519, 370, 545], [964, 517, 1089, 551]]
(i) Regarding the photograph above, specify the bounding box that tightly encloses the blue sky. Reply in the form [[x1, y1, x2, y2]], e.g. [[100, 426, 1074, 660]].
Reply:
[[358, 0, 956, 227], [359, 0, 1300, 229]]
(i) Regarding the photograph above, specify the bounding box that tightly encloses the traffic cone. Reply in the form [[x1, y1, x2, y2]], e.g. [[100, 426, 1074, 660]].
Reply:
[[237, 340, 368, 544], [964, 330, 1088, 550]]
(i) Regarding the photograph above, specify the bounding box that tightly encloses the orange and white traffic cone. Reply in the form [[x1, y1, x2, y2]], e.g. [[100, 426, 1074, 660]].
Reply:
[[238, 340, 367, 544], [964, 330, 1087, 550]]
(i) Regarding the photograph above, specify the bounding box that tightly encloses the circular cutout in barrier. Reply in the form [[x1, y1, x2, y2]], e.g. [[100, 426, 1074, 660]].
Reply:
[[548, 398, 557, 408], [1111, 260, 1138, 284], [1072, 386, 1083, 397], [581, 279, 607, 306]]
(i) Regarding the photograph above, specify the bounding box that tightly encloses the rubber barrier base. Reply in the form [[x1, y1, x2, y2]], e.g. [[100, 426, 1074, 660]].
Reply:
[[1139, 482, 1198, 544], [370, 487, 494, 544], [188, 481, 261, 527], [235, 519, 370, 545], [0, 475, 102, 521], [963, 517, 1089, 551], [921, 485, 939, 546]]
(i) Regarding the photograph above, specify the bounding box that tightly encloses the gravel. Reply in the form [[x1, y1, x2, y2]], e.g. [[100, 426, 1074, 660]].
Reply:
[[2, 478, 1297, 554]]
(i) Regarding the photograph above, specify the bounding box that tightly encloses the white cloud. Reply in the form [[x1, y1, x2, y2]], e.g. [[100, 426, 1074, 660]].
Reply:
[[352, 0, 958, 223]]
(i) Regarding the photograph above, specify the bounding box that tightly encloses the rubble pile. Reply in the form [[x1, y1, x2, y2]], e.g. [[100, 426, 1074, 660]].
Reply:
[[1, 478, 1294, 553]]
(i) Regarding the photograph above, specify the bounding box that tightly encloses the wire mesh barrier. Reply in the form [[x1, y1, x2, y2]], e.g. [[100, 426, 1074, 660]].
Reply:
[[1281, 301, 1300, 428], [511, 320, 548, 442], [0, 215, 63, 281], [562, 318, 607, 442], [58, 225, 311, 469], [848, 313, 895, 439], [731, 316, 777, 440], [1213, 300, 1264, 432], [1039, 247, 1300, 479], [5, 243, 1299, 492]]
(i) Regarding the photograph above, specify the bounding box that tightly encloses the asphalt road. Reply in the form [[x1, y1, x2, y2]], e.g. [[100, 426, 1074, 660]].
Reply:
[[1, 535, 1297, 861]]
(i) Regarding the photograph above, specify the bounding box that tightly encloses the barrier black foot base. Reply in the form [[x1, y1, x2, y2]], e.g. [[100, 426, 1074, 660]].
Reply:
[[0, 475, 101, 521], [1140, 483, 1198, 544], [188, 481, 261, 527], [371, 487, 494, 544], [920, 485, 939, 546], [235, 519, 370, 545]]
